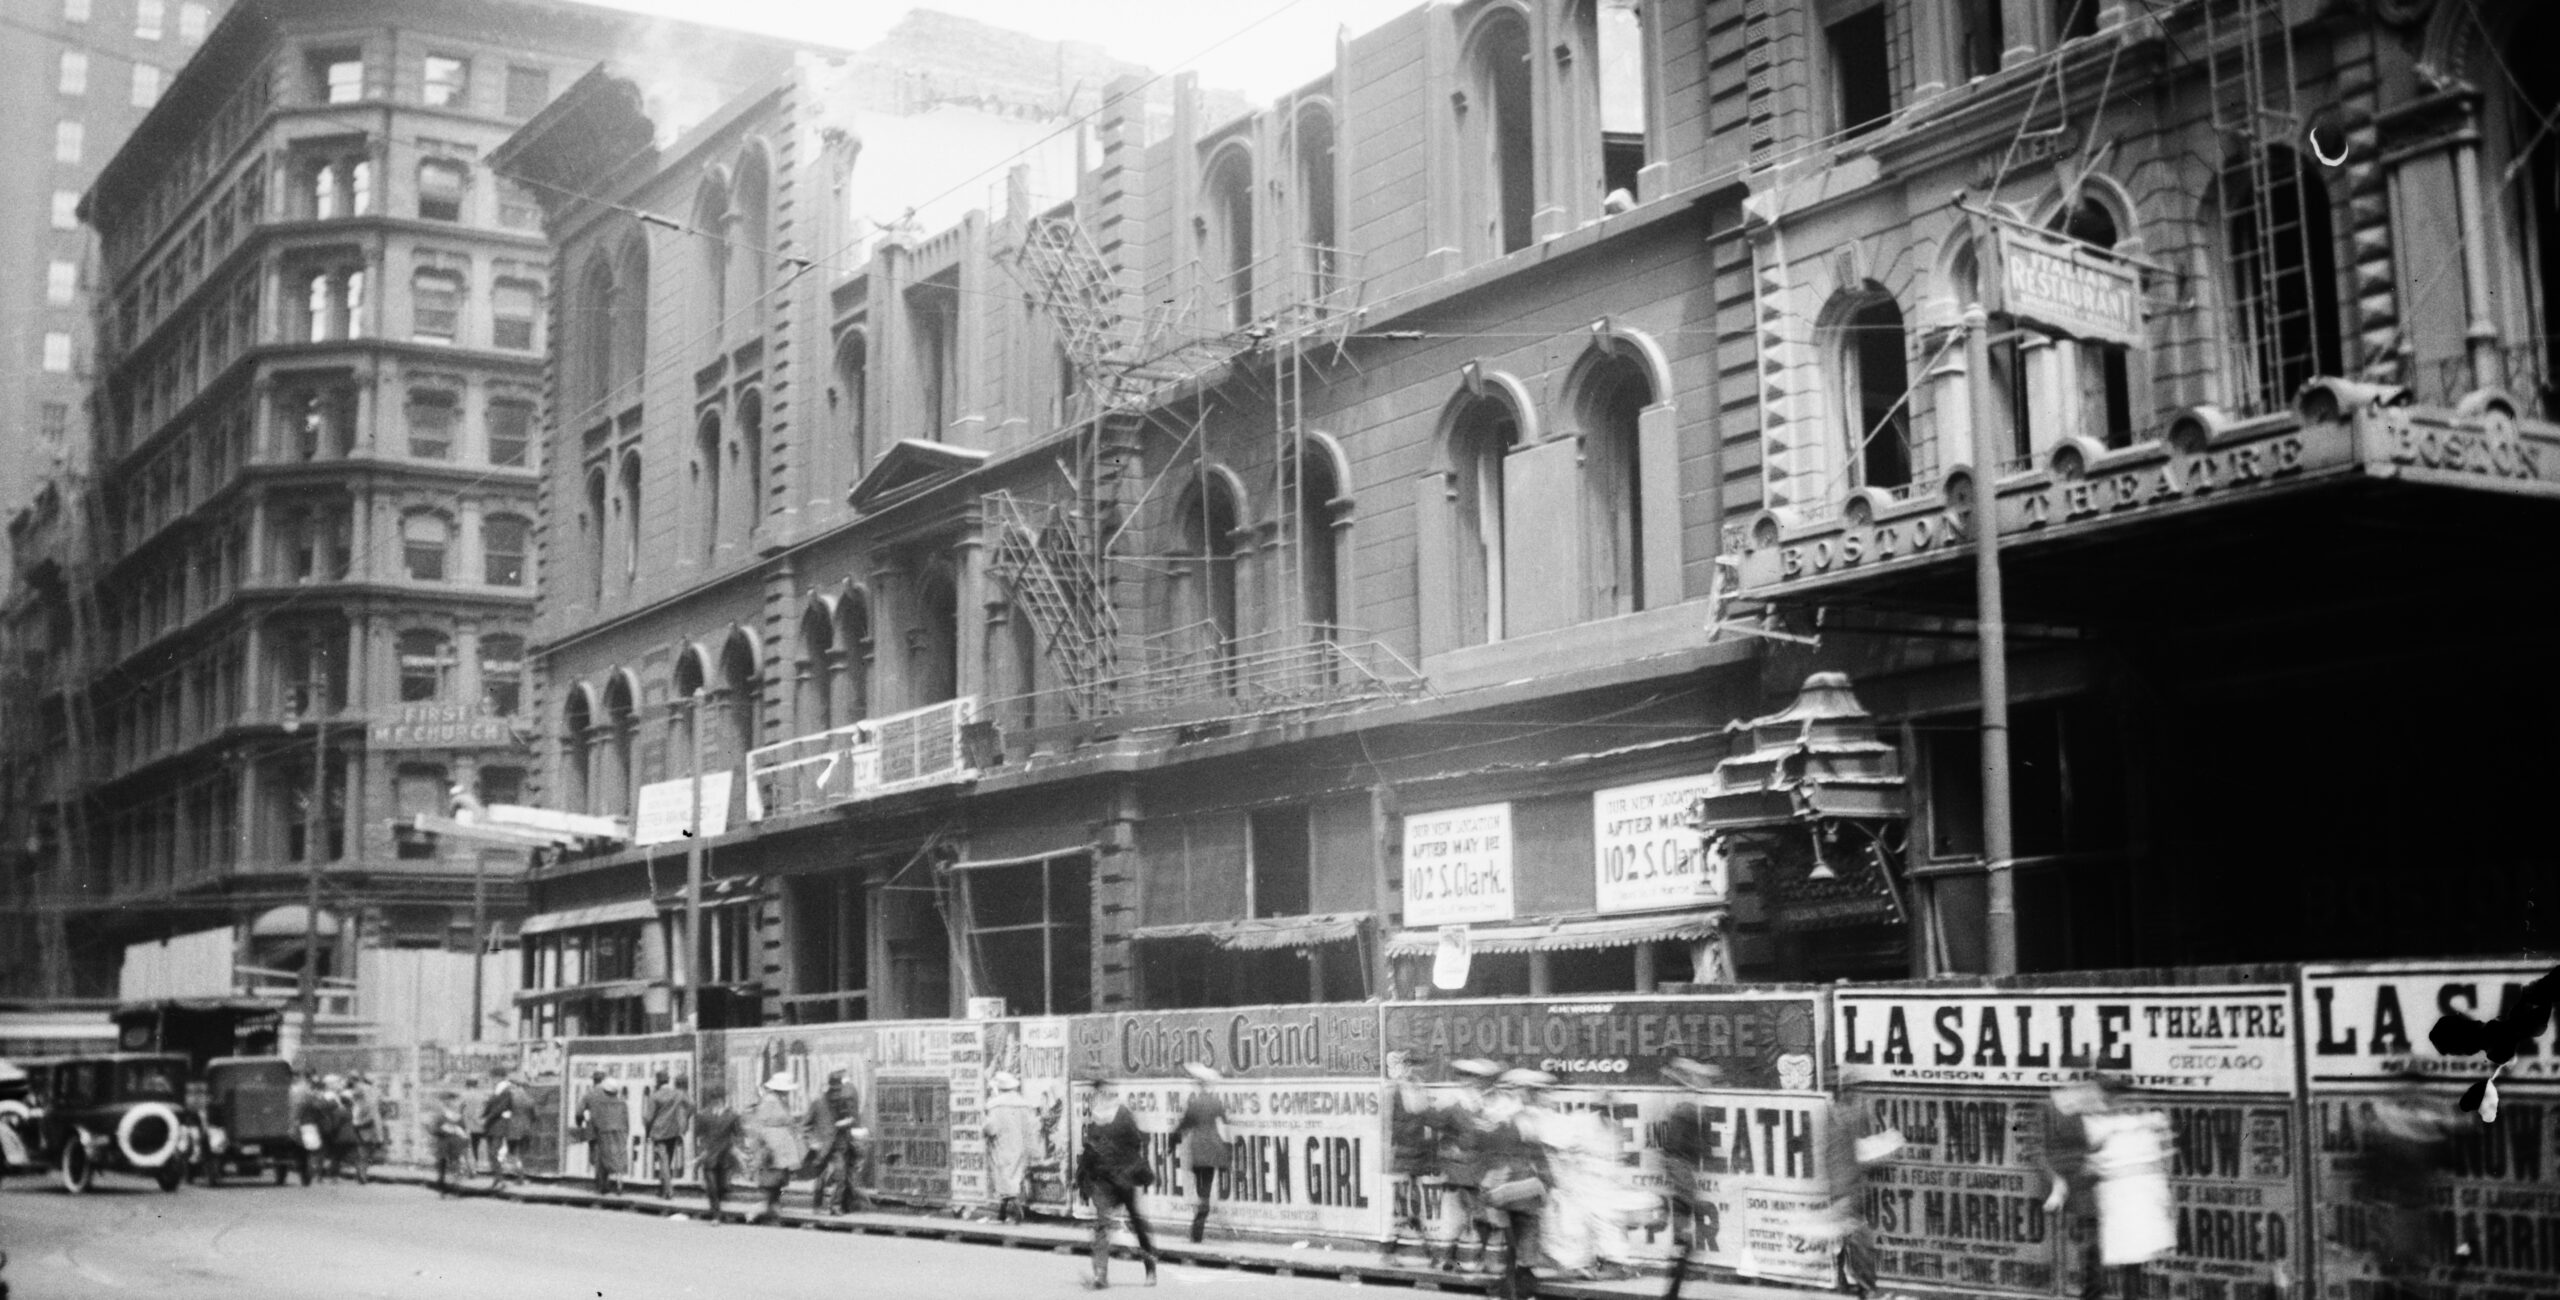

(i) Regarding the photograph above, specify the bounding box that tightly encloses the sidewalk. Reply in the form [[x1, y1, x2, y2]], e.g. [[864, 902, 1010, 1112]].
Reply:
[[365, 1164, 1831, 1300]]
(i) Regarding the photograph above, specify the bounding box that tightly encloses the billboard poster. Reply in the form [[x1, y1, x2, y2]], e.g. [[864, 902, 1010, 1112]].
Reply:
[[717, 1020, 955, 1202], [1835, 987, 2297, 1093], [1381, 995, 1826, 1092], [1858, 1087, 2064, 1295], [1402, 803, 1514, 925], [1592, 775, 1723, 914], [403, 1041, 528, 1167], [960, 1018, 1073, 1213], [559, 1035, 698, 1185], [2303, 960, 2560, 1300], [950, 1023, 987, 1204], [1080, 1076, 1390, 1242], [1069, 1005, 1383, 1081]]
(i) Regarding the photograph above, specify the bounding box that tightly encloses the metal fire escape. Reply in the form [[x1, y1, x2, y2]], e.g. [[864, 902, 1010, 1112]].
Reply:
[[2202, 0, 2317, 413]]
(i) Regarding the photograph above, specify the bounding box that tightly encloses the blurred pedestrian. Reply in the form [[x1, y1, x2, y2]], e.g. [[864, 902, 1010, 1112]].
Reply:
[[1543, 1096, 1642, 1282], [348, 1074, 384, 1184], [314, 1075, 357, 1182], [985, 1070, 1038, 1224], [483, 1067, 528, 1186], [1379, 1052, 1436, 1265], [1813, 1086, 1899, 1297], [423, 1089, 470, 1195], [1172, 1062, 1231, 1244], [1434, 1059, 1504, 1274], [1481, 1068, 1556, 1300], [2349, 1066, 2464, 1287], [693, 1083, 745, 1223], [2043, 1078, 2172, 1299], [745, 1072, 806, 1223], [458, 1076, 490, 1178], [1658, 1058, 1724, 1300], [806, 1069, 869, 1213], [643, 1072, 694, 1200], [580, 1073, 631, 1196], [1075, 1079, 1158, 1289]]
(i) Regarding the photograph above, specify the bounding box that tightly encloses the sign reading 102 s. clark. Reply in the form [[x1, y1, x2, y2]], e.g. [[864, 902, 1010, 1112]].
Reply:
[[1995, 223, 2143, 349], [1591, 775, 1724, 914], [1402, 803, 1512, 926]]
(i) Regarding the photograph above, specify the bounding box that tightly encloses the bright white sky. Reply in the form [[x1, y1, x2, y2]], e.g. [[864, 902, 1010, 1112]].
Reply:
[[589, 0, 1417, 104]]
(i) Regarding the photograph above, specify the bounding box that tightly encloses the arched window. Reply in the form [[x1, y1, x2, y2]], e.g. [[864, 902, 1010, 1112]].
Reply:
[[834, 331, 869, 476], [1574, 351, 1655, 617], [694, 411, 722, 561], [584, 467, 608, 602], [1836, 294, 1913, 490], [738, 389, 766, 538], [618, 450, 643, 587], [577, 253, 615, 416], [913, 571, 960, 706], [1175, 475, 1242, 684], [1295, 106, 1339, 301], [694, 176, 730, 329], [601, 673, 637, 818], [610, 236, 649, 395], [397, 628, 454, 701], [1951, 237, 2032, 460], [1448, 390, 1522, 644], [1288, 438, 1345, 642], [480, 634, 524, 715], [719, 628, 760, 762], [731, 144, 771, 312], [1203, 148, 1255, 327], [2051, 196, 2135, 447], [671, 647, 707, 775], [560, 687, 593, 813], [840, 592, 873, 723], [1460, 10, 1535, 261], [1007, 601, 1039, 737], [401, 510, 451, 581], [799, 602, 836, 734], [483, 513, 530, 586], [2222, 146, 2340, 413]]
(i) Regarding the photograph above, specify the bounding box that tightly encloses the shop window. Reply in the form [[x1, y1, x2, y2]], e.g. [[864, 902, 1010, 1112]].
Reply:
[[504, 64, 548, 118], [411, 268, 462, 342], [402, 511, 451, 581], [395, 763, 448, 858], [480, 635, 524, 715], [406, 388, 457, 459], [1835, 295, 1913, 489], [1202, 148, 1255, 326], [1248, 807, 1311, 918], [1823, 0, 1891, 139], [418, 158, 468, 222], [423, 54, 468, 108], [959, 856, 1091, 1016], [492, 279, 538, 350], [487, 398, 533, 467], [2222, 146, 2341, 414], [310, 46, 363, 104], [1459, 10, 1534, 260], [484, 515, 530, 586]]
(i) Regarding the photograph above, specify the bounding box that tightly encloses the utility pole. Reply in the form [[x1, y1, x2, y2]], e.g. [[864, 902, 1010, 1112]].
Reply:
[[1963, 303, 2019, 976], [297, 716, 329, 1043], [681, 690, 706, 1030], [470, 847, 487, 1042]]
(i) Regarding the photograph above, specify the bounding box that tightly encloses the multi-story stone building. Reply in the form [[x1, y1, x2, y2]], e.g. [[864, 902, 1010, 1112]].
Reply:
[[0, 0, 809, 1022], [507, 0, 2555, 1037]]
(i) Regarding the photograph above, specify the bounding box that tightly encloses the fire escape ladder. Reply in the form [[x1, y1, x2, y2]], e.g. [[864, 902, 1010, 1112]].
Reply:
[[985, 492, 1121, 717], [2202, 0, 2312, 414]]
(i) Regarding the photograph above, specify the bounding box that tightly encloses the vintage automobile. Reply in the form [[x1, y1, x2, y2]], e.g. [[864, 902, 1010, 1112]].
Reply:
[[196, 1056, 308, 1185], [12, 1054, 196, 1192]]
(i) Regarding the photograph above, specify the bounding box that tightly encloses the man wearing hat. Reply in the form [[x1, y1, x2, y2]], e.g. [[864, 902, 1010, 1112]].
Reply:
[[1432, 1059, 1504, 1274], [1481, 1069, 1556, 1300], [745, 1072, 807, 1223], [805, 1068, 870, 1214], [1170, 1062, 1231, 1244], [578, 1071, 632, 1196], [1379, 1052, 1439, 1266], [983, 1069, 1039, 1224], [480, 1065, 528, 1186], [1075, 1078, 1159, 1288], [642, 1071, 694, 1201]]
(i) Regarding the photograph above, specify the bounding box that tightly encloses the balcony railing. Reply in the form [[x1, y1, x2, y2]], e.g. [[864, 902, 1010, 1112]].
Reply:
[[744, 696, 979, 823]]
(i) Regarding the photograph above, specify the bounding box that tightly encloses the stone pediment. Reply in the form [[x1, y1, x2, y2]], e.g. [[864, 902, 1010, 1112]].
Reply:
[[846, 439, 990, 515]]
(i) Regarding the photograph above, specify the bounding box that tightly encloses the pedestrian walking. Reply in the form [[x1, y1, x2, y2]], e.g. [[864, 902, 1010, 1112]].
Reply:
[[314, 1075, 357, 1182], [1433, 1059, 1504, 1274], [458, 1076, 490, 1178], [1542, 1098, 1642, 1282], [483, 1067, 529, 1186], [1075, 1079, 1159, 1290], [1480, 1068, 1556, 1300], [693, 1083, 745, 1223], [348, 1074, 384, 1184], [744, 1072, 807, 1222], [579, 1072, 632, 1196], [984, 1070, 1039, 1224], [643, 1072, 694, 1200], [1379, 1052, 1437, 1265], [805, 1069, 869, 1213], [1171, 1062, 1230, 1244], [1657, 1058, 1723, 1300], [2042, 1077, 2173, 1299], [1812, 1086, 1899, 1298], [2348, 1066, 2464, 1287], [423, 1090, 471, 1195]]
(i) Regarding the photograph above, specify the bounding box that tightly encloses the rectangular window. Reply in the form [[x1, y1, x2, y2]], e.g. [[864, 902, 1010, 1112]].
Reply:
[[423, 55, 468, 108], [179, 2, 208, 42], [40, 403, 70, 450], [411, 269, 461, 342], [63, 0, 89, 21], [47, 260, 78, 306], [136, 0, 164, 39], [1825, 0, 1892, 139], [504, 64, 549, 118], [486, 398, 532, 467], [312, 48, 363, 104], [132, 63, 163, 108], [1248, 805, 1312, 918], [42, 333, 73, 373], [1922, 697, 2128, 861], [417, 158, 468, 222], [960, 855, 1092, 1016], [497, 179, 540, 231], [406, 389, 457, 459], [1959, 0, 2005, 79], [55, 120, 84, 165], [477, 765, 525, 805], [491, 281, 536, 350], [483, 517, 528, 586], [395, 763, 447, 858], [59, 50, 87, 96], [52, 191, 80, 230]]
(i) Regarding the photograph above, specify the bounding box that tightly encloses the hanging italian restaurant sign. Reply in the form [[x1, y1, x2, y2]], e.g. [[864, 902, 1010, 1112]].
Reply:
[[1835, 985, 2303, 1300], [1993, 222, 2144, 349], [1401, 803, 1513, 926], [1592, 775, 1724, 914], [2302, 961, 2560, 1300]]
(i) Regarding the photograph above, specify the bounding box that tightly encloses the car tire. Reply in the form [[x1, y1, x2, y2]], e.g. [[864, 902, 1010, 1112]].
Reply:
[[59, 1141, 92, 1195]]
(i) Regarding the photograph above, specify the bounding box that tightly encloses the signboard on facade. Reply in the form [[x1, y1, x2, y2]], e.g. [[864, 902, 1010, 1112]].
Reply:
[[1068, 1005, 1383, 1081], [1381, 995, 1826, 1092], [1993, 223, 2143, 348], [1834, 987, 2297, 1093], [633, 772, 733, 846], [1083, 1076, 1389, 1241], [1401, 803, 1513, 925], [1593, 776, 1724, 914], [2300, 959, 2560, 1085], [367, 704, 515, 750]]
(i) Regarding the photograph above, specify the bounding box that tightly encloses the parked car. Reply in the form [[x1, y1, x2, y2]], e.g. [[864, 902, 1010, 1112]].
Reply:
[[13, 1054, 196, 1193], [196, 1056, 307, 1185]]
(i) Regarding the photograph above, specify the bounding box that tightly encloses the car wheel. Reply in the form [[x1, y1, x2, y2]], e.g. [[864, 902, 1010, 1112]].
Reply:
[[58, 1142, 92, 1195], [157, 1157, 186, 1193]]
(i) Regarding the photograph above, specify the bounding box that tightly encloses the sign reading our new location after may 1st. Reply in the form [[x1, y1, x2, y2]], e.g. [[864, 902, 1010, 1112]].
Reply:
[[1401, 803, 1512, 926], [1592, 775, 1724, 914]]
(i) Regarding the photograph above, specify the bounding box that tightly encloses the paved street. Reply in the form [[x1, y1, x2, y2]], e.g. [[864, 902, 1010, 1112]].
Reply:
[[0, 1179, 1386, 1300]]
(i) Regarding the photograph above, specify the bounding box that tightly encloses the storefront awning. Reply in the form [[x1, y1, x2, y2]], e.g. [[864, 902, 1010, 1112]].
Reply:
[[519, 898, 659, 936], [1130, 912, 1370, 952], [1386, 910, 1722, 957], [513, 979, 658, 1006]]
